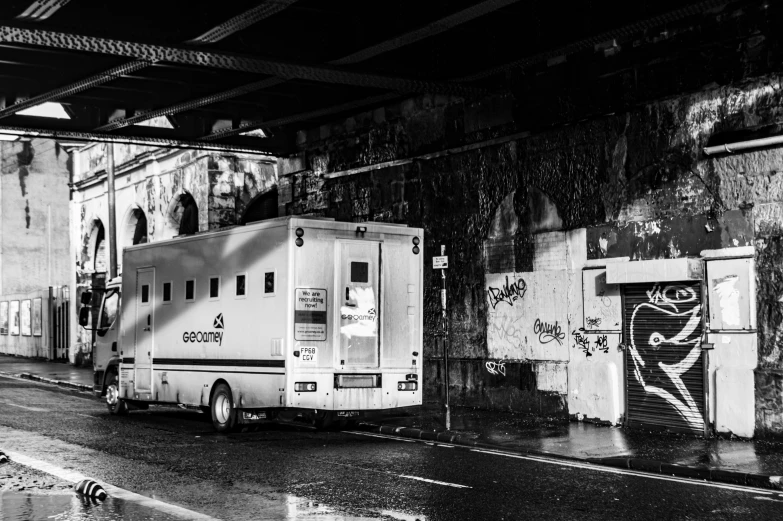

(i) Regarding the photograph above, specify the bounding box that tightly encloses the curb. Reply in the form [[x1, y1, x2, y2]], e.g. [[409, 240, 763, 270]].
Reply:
[[1, 371, 93, 393], [360, 423, 783, 491]]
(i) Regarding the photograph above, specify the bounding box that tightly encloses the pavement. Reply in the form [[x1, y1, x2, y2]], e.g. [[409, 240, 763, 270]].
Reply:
[[3, 353, 783, 491]]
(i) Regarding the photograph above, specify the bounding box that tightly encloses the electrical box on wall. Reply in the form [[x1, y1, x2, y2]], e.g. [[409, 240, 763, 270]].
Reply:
[[705, 257, 755, 331], [582, 268, 621, 332]]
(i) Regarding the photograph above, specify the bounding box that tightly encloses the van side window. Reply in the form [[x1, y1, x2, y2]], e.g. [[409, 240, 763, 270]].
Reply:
[[185, 279, 196, 302], [236, 274, 246, 297], [141, 284, 150, 303], [162, 282, 172, 303], [209, 277, 220, 300], [264, 271, 275, 295]]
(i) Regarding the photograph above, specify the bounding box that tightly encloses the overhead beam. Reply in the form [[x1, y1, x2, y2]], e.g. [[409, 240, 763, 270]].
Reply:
[[195, 0, 523, 140], [0, 25, 482, 97], [0, 123, 278, 155], [0, 1, 296, 120], [95, 77, 283, 131], [186, 0, 299, 44], [200, 93, 400, 141], [0, 60, 152, 120], [331, 0, 521, 66], [17, 0, 71, 21]]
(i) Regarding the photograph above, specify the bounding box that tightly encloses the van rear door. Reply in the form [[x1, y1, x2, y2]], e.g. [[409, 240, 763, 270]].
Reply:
[[337, 240, 381, 367]]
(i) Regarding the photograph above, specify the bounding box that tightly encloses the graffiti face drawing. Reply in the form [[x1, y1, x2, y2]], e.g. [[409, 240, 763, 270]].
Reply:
[[628, 284, 703, 431]]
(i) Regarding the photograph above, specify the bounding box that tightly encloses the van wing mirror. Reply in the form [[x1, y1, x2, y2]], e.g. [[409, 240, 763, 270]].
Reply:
[[80, 291, 93, 305], [78, 307, 92, 329]]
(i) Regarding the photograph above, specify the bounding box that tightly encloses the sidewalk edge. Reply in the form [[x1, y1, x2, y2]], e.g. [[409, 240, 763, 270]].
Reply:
[[361, 422, 783, 491], [0, 370, 92, 393]]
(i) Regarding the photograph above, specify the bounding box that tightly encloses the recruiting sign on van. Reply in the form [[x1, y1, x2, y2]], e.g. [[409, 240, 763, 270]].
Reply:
[[295, 288, 327, 340]]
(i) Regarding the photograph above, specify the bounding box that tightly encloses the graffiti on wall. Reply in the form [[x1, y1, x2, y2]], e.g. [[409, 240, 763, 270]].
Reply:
[[534, 319, 565, 345], [487, 275, 527, 309], [571, 329, 610, 357], [628, 283, 703, 431], [486, 271, 568, 361], [485, 361, 506, 376]]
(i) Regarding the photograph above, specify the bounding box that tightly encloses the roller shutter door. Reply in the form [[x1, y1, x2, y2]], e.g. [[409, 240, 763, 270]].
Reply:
[[624, 282, 705, 434]]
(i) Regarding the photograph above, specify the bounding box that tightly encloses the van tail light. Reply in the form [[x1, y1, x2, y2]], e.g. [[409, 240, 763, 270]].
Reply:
[[398, 381, 417, 391], [294, 382, 317, 392]]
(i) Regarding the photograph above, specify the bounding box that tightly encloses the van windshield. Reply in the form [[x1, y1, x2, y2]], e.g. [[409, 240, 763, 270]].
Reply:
[[98, 289, 119, 333]]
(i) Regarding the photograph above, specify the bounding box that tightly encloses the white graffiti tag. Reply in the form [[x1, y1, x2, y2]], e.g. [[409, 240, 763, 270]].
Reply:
[[485, 361, 506, 377], [628, 284, 703, 431]]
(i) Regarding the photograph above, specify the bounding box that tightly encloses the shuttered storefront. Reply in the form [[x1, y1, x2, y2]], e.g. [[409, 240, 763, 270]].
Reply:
[[624, 282, 705, 434]]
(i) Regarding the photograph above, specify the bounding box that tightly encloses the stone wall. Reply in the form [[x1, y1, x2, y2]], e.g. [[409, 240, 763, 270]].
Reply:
[[0, 138, 70, 295], [285, 73, 783, 432]]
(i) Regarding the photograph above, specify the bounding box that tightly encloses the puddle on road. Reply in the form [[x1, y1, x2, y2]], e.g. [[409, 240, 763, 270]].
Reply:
[[0, 491, 182, 521], [0, 490, 427, 521]]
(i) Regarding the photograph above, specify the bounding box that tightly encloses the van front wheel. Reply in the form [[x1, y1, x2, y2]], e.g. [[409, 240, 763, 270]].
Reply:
[[106, 371, 129, 416], [210, 383, 237, 433]]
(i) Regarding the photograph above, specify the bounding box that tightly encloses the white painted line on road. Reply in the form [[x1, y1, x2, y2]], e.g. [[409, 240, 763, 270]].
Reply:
[[471, 448, 780, 495], [399, 474, 471, 489], [2, 402, 49, 412], [5, 450, 220, 520], [349, 431, 782, 495], [345, 431, 415, 442], [754, 496, 783, 502]]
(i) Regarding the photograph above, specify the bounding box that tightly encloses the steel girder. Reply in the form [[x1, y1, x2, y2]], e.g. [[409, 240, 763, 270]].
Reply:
[[0, 26, 483, 97], [0, 60, 153, 120], [0, 2, 297, 121], [200, 93, 401, 141], [0, 123, 277, 154], [186, 0, 299, 44], [16, 0, 71, 22]]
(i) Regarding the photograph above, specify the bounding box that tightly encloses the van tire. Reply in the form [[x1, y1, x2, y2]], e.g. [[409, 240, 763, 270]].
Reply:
[[210, 383, 237, 433], [106, 371, 129, 416]]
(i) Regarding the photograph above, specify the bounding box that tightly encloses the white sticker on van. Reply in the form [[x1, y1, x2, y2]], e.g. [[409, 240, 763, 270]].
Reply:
[[295, 288, 327, 341]]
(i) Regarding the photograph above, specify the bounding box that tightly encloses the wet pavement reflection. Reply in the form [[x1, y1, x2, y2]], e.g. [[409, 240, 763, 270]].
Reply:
[[0, 491, 428, 521], [0, 491, 181, 521]]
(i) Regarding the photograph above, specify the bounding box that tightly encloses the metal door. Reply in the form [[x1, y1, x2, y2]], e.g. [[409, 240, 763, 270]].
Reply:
[[134, 268, 155, 393], [624, 281, 706, 434], [336, 241, 381, 367]]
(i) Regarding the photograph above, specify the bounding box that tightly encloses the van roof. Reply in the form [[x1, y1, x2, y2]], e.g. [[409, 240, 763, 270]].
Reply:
[[122, 215, 421, 253]]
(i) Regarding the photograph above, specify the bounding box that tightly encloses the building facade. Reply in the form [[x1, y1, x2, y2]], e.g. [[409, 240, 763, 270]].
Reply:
[[0, 138, 71, 359], [71, 143, 278, 363]]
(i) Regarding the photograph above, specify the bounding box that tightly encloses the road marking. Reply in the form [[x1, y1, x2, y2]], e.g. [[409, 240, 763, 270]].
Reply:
[[4, 450, 219, 520], [399, 474, 471, 488], [754, 496, 783, 502], [471, 449, 778, 495], [348, 431, 780, 495], [2, 402, 49, 412], [345, 431, 414, 442]]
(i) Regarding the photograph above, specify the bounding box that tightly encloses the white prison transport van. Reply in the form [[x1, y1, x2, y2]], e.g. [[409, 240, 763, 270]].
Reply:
[[117, 216, 424, 432]]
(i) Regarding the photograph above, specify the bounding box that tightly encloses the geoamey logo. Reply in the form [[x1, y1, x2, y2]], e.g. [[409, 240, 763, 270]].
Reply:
[[183, 314, 224, 346], [341, 307, 376, 321]]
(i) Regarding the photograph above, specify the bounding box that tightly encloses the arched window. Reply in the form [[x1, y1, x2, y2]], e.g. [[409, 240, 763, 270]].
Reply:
[[121, 207, 148, 247], [241, 187, 279, 224], [165, 192, 199, 237], [86, 220, 106, 273]]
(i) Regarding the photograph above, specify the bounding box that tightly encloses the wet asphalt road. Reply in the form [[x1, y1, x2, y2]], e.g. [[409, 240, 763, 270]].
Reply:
[[1, 375, 783, 520]]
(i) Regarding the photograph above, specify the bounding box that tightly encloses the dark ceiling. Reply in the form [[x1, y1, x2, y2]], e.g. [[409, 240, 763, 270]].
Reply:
[[0, 0, 732, 155]]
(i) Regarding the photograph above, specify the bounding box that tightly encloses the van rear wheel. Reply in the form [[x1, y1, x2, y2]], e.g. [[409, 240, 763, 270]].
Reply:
[[210, 383, 237, 433], [106, 371, 128, 416]]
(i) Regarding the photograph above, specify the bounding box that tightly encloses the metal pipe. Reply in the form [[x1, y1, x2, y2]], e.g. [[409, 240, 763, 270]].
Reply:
[[106, 143, 117, 279], [703, 135, 783, 156]]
